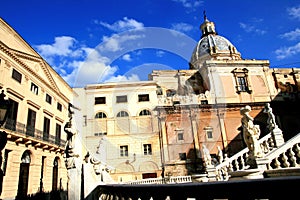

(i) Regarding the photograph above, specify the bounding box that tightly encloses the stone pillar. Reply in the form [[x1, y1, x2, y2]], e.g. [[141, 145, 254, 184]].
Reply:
[[190, 110, 200, 158], [66, 159, 82, 200], [159, 116, 169, 162]]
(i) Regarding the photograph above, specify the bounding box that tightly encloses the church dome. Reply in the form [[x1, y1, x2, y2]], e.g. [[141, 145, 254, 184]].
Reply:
[[190, 13, 241, 69]]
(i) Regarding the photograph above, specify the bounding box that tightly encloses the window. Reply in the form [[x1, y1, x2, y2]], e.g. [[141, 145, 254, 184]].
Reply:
[[139, 109, 151, 116], [117, 111, 129, 117], [232, 68, 252, 94], [120, 145, 128, 157], [138, 94, 149, 102], [30, 82, 39, 95], [201, 100, 208, 105], [95, 112, 107, 118], [176, 129, 184, 141], [237, 77, 247, 92], [143, 144, 152, 155], [55, 123, 61, 145], [57, 102, 62, 111], [43, 117, 50, 141], [46, 94, 52, 104], [179, 153, 187, 160], [178, 132, 184, 141], [26, 109, 36, 136], [116, 95, 127, 103], [95, 97, 106, 104], [204, 127, 213, 139], [12, 68, 22, 83]]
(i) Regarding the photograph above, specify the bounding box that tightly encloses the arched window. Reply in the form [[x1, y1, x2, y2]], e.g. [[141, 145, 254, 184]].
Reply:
[[117, 111, 129, 117], [21, 150, 31, 163], [95, 112, 107, 119], [139, 109, 151, 116]]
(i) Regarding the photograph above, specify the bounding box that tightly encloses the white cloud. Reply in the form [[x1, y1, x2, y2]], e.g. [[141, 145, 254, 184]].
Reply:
[[122, 54, 132, 61], [287, 5, 300, 20], [35, 36, 77, 57], [105, 74, 140, 83], [279, 28, 300, 41], [99, 33, 145, 52], [97, 17, 144, 32], [172, 0, 203, 11], [171, 23, 193, 33], [239, 22, 266, 35], [275, 42, 300, 60]]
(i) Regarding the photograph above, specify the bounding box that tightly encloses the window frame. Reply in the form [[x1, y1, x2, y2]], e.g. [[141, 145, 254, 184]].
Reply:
[[117, 111, 129, 117], [95, 112, 107, 119], [120, 145, 129, 157], [46, 94, 52, 104], [95, 97, 106, 105], [12, 68, 22, 83], [204, 127, 213, 139], [232, 68, 252, 94], [138, 94, 150, 102], [143, 144, 152, 155], [30, 82, 39, 95], [116, 95, 127, 103]]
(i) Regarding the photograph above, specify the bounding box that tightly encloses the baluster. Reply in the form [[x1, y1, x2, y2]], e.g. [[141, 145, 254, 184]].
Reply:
[[273, 157, 281, 169], [240, 155, 245, 170], [295, 144, 300, 160], [289, 147, 297, 167], [281, 152, 290, 168], [234, 158, 239, 171]]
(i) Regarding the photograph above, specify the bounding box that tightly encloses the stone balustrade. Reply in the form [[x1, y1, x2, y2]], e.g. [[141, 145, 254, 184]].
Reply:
[[215, 132, 277, 181], [127, 175, 192, 185], [157, 92, 210, 106], [257, 132, 300, 170]]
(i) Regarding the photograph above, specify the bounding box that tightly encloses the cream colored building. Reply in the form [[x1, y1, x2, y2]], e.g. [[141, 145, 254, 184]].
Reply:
[[0, 18, 75, 199], [74, 81, 161, 182]]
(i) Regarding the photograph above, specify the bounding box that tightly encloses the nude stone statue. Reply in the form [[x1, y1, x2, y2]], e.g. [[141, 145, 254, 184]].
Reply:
[[240, 105, 263, 158]]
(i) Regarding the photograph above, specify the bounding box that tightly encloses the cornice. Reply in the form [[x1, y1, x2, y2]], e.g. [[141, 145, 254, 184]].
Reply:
[[0, 41, 70, 103]]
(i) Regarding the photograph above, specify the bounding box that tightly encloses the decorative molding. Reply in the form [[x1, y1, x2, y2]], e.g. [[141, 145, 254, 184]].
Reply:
[[27, 99, 41, 110]]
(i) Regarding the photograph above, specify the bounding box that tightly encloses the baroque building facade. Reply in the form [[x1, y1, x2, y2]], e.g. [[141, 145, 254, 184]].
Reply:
[[1, 13, 300, 195], [76, 15, 300, 181], [0, 18, 74, 199]]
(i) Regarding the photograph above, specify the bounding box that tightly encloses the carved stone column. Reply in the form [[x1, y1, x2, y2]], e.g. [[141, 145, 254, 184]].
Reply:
[[159, 115, 169, 162]]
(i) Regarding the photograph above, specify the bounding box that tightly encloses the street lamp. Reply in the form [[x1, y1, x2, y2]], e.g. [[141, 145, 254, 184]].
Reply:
[[0, 90, 10, 127], [0, 90, 10, 197]]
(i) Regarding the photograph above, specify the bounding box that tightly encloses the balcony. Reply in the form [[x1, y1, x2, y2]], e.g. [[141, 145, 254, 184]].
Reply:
[[3, 118, 65, 152]]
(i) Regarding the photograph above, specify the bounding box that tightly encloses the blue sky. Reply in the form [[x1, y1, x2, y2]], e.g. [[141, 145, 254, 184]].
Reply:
[[2, 0, 300, 87]]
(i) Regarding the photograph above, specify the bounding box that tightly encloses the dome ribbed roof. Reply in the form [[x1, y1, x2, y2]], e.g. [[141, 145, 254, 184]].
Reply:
[[190, 13, 241, 69]]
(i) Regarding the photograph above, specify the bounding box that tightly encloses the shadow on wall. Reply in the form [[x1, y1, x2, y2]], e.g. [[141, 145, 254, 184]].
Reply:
[[225, 90, 300, 157], [15, 190, 67, 200]]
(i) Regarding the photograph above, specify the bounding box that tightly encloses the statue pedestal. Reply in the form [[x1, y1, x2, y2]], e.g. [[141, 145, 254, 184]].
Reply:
[[229, 169, 264, 181], [66, 158, 82, 200], [272, 127, 284, 147]]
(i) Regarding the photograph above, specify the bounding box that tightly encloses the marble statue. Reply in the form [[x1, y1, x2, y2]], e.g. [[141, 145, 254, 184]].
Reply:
[[263, 103, 278, 131], [202, 144, 212, 167], [240, 105, 263, 158], [64, 103, 80, 169]]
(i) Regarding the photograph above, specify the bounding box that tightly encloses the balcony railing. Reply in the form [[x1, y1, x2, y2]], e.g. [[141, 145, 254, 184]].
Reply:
[[4, 118, 66, 147]]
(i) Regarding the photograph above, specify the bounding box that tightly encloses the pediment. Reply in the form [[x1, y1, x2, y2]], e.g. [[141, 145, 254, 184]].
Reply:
[[0, 18, 39, 56], [0, 18, 60, 93]]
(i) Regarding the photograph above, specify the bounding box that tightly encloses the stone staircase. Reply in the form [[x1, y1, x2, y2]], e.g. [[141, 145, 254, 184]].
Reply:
[[211, 104, 300, 181]]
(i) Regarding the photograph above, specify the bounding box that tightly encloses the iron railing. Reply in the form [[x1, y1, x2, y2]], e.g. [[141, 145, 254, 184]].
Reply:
[[4, 119, 66, 147]]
